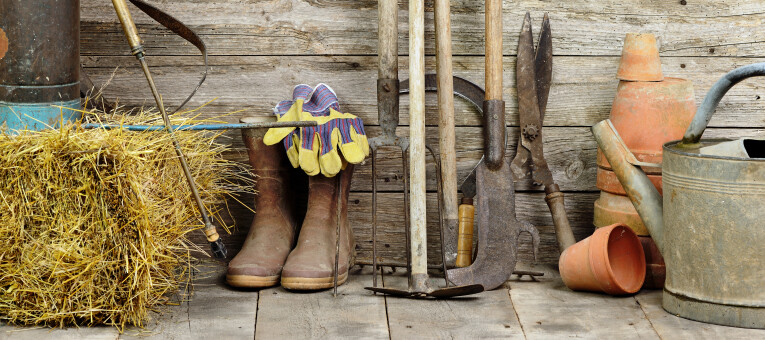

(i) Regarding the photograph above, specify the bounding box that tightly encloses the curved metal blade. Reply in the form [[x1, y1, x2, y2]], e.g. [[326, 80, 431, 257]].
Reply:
[[365, 287, 420, 298], [428, 284, 484, 298], [446, 159, 520, 290]]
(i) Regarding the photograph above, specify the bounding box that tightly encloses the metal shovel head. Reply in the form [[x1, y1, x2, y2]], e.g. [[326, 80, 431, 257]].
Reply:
[[446, 158, 519, 290], [364, 284, 483, 298]]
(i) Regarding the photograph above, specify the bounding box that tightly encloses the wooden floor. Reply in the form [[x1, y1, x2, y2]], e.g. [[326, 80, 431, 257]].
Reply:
[[2, 262, 763, 340]]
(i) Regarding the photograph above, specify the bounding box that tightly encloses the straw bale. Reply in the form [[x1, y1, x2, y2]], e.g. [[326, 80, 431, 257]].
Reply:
[[0, 107, 253, 330]]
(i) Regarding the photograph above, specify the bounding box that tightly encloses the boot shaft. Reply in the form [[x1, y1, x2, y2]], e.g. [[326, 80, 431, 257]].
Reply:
[[305, 164, 354, 225]]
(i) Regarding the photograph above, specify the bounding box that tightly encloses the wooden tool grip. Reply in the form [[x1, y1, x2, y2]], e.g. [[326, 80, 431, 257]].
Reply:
[[485, 0, 503, 100], [435, 0, 459, 236], [545, 185, 576, 251], [111, 0, 143, 52], [456, 199, 475, 267], [378, 0, 398, 79]]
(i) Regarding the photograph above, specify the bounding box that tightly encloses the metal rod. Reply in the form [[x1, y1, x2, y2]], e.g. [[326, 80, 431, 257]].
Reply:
[[111, 0, 226, 258], [333, 178, 342, 297], [427, 145, 449, 287], [82, 121, 317, 131], [371, 149, 379, 289], [402, 147, 411, 288]]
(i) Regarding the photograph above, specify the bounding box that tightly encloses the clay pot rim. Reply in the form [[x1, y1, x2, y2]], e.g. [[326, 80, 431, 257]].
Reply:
[[590, 224, 646, 294]]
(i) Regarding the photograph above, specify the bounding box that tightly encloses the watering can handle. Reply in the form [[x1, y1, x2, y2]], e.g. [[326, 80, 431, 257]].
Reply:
[[682, 62, 765, 145]]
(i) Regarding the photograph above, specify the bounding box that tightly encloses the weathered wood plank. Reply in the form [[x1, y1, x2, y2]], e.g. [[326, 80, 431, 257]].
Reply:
[[0, 325, 119, 340], [509, 264, 659, 340], [254, 268, 388, 339], [635, 291, 765, 339], [383, 273, 524, 340], [120, 302, 192, 340], [185, 283, 258, 339], [80, 0, 765, 57], [81, 55, 765, 128]]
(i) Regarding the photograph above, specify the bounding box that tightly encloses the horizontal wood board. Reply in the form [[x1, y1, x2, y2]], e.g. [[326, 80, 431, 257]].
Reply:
[[79, 0, 765, 266]]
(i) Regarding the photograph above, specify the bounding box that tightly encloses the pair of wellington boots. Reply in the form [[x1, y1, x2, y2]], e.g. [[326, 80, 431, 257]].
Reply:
[[227, 128, 355, 290]]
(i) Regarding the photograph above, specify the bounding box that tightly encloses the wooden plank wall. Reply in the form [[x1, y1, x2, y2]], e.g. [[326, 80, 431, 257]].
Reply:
[[80, 0, 765, 265]]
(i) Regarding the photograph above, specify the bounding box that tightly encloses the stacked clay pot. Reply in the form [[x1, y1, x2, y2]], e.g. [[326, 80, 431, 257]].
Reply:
[[592, 33, 696, 290]]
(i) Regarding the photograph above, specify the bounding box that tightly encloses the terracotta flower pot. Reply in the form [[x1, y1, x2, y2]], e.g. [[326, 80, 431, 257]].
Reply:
[[559, 224, 646, 295], [617, 33, 663, 81]]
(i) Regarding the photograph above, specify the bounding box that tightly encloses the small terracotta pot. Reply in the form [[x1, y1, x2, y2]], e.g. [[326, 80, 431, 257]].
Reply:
[[639, 236, 666, 290], [597, 77, 696, 170], [593, 191, 650, 236], [559, 224, 646, 295], [596, 167, 663, 196], [617, 33, 663, 81]]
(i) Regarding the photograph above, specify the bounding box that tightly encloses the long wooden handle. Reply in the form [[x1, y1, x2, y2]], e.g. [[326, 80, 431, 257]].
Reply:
[[378, 0, 398, 79], [409, 0, 427, 280], [485, 0, 503, 100], [545, 186, 576, 251], [111, 0, 142, 52], [456, 198, 475, 267], [435, 0, 459, 257]]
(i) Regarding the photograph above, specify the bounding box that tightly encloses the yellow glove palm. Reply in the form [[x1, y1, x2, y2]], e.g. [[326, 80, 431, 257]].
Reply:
[[297, 108, 370, 177], [263, 84, 369, 177]]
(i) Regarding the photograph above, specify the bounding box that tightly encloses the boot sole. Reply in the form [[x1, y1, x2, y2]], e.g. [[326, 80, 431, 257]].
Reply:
[[281, 271, 349, 290], [227, 274, 280, 288]]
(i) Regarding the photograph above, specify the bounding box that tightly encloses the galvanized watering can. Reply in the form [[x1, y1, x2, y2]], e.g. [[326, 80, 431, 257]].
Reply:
[[592, 62, 765, 328]]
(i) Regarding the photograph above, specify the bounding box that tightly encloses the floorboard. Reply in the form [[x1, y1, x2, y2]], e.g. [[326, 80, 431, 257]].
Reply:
[[509, 263, 659, 340], [636, 290, 765, 339], [382, 272, 524, 340], [254, 267, 388, 339], [0, 325, 120, 340], [121, 301, 192, 340]]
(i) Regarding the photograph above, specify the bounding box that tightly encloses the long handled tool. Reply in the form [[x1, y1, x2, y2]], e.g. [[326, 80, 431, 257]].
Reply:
[[434, 0, 459, 267], [368, 0, 408, 290], [110, 0, 227, 257], [366, 0, 440, 292], [366, 0, 482, 298], [510, 13, 576, 252], [445, 0, 540, 290]]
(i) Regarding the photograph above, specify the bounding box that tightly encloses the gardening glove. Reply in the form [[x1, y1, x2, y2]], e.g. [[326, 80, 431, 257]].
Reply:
[[263, 84, 369, 177], [297, 108, 370, 177]]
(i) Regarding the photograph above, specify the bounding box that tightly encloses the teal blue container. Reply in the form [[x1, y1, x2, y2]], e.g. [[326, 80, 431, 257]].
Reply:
[[0, 0, 82, 132], [0, 99, 81, 132]]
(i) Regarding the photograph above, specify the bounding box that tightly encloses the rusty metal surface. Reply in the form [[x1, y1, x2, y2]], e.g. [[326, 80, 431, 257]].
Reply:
[[512, 13, 551, 179], [512, 13, 553, 186], [0, 0, 80, 103], [510, 13, 574, 252], [446, 159, 539, 290], [482, 100, 506, 170]]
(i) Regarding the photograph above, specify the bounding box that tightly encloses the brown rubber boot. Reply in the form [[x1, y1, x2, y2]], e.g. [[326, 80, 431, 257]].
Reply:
[[280, 165, 356, 290], [227, 119, 299, 288]]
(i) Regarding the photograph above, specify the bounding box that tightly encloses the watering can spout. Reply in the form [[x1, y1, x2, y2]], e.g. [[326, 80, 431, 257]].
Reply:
[[592, 120, 665, 251]]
